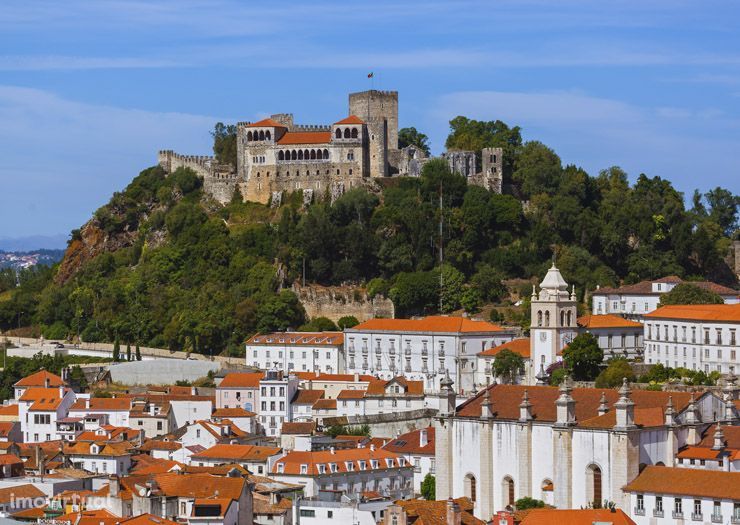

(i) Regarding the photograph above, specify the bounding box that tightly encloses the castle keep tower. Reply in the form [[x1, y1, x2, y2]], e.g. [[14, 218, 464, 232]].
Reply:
[[348, 90, 398, 178], [529, 263, 578, 383]]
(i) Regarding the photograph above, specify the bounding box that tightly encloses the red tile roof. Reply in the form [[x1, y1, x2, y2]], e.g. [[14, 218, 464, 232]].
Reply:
[[0, 421, 17, 438], [0, 454, 22, 465], [0, 484, 45, 504], [212, 407, 256, 418], [594, 278, 737, 296], [292, 389, 325, 404], [151, 472, 247, 500], [70, 398, 132, 411], [281, 421, 316, 435], [383, 427, 435, 455], [623, 465, 740, 500], [0, 404, 19, 416], [14, 370, 66, 388], [478, 338, 531, 358], [676, 446, 722, 460], [645, 304, 740, 322], [119, 514, 180, 525], [334, 115, 365, 125], [520, 509, 636, 525], [19, 387, 66, 411], [577, 314, 643, 329], [191, 444, 281, 462], [273, 448, 407, 475], [456, 384, 697, 426], [246, 118, 286, 128], [138, 440, 182, 452], [394, 498, 483, 525], [57, 509, 120, 525], [295, 372, 375, 382], [247, 332, 344, 346], [219, 372, 264, 388], [337, 389, 366, 400], [191, 498, 233, 517], [312, 399, 337, 410], [277, 132, 332, 145], [351, 316, 505, 334], [365, 377, 424, 396], [131, 459, 184, 475], [697, 424, 740, 449]]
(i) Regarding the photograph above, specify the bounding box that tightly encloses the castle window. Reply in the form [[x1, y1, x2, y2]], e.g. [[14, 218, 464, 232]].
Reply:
[[337, 169, 340, 175], [537, 311, 542, 327], [560, 311, 565, 326], [567, 311, 572, 326], [344, 128, 351, 139], [266, 130, 271, 141], [351, 128, 358, 138], [347, 150, 354, 161], [291, 150, 297, 161], [310, 150, 316, 160], [259, 130, 265, 141], [335, 128, 342, 139], [545, 311, 550, 327], [323, 149, 329, 159], [298, 150, 304, 160], [278, 151, 284, 161], [304, 149, 310, 159], [247, 131, 253, 141], [349, 169, 353, 175]]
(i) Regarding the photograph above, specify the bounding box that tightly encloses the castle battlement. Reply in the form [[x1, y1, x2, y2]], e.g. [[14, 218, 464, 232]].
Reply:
[[293, 124, 331, 131]]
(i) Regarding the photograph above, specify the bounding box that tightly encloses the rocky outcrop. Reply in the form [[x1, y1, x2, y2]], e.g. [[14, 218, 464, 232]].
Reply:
[[292, 282, 395, 322]]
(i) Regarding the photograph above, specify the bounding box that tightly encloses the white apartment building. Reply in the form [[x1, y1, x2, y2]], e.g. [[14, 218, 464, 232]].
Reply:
[[68, 397, 132, 427], [576, 314, 644, 359], [64, 441, 132, 475], [643, 304, 740, 374], [624, 466, 740, 524], [259, 371, 299, 437], [335, 378, 426, 418], [383, 427, 436, 496], [245, 332, 345, 374], [592, 276, 739, 319], [272, 446, 414, 499], [345, 316, 516, 394], [18, 386, 76, 443]]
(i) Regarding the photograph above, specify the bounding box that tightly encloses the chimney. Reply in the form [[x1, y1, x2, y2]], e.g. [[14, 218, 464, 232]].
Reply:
[[149, 404, 156, 416], [315, 370, 320, 378], [44, 377, 50, 388], [330, 446, 335, 455], [354, 372, 359, 382], [59, 385, 65, 398], [85, 398, 90, 409], [109, 476, 120, 497], [370, 444, 375, 451], [419, 428, 428, 448], [446, 498, 461, 525], [712, 423, 725, 450], [597, 392, 609, 416]]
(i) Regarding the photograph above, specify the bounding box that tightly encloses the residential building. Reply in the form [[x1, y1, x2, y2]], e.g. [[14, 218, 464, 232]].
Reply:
[[210, 408, 256, 434], [0, 484, 46, 516], [259, 371, 299, 437], [63, 441, 133, 475], [189, 444, 282, 476], [624, 466, 740, 524], [476, 338, 531, 386], [13, 370, 66, 400], [0, 454, 24, 478], [68, 397, 132, 428], [383, 497, 484, 525], [290, 390, 325, 422], [592, 276, 739, 318], [345, 316, 516, 394], [435, 371, 738, 520], [246, 332, 345, 374], [216, 373, 263, 412], [293, 492, 392, 525], [271, 446, 413, 499], [311, 399, 337, 427], [295, 372, 374, 399], [577, 314, 644, 360], [383, 427, 435, 496], [18, 386, 76, 443], [0, 422, 21, 443], [674, 423, 740, 472], [643, 303, 740, 374], [178, 420, 248, 451], [335, 378, 426, 418]]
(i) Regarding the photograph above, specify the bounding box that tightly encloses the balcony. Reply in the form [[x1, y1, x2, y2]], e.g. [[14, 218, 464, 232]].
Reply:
[[672, 511, 684, 519], [691, 513, 703, 521], [389, 348, 396, 356], [438, 349, 445, 357], [653, 509, 664, 518], [404, 348, 411, 356], [633, 507, 645, 516], [731, 514, 740, 524], [711, 514, 723, 523]]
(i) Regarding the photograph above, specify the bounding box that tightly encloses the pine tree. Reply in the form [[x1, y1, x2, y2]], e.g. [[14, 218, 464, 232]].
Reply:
[[112, 336, 121, 362], [135, 344, 142, 361], [126, 343, 132, 362]]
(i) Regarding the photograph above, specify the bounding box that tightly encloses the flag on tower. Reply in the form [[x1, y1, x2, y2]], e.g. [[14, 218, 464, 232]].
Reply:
[[367, 72, 374, 78]]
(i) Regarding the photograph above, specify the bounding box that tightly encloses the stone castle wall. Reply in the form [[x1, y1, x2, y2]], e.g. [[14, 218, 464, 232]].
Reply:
[[349, 90, 398, 178], [158, 150, 238, 204], [292, 282, 395, 323]]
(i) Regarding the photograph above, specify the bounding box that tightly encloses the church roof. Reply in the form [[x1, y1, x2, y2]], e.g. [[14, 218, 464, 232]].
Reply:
[[276, 131, 332, 145], [334, 115, 365, 125], [246, 118, 286, 128], [539, 263, 568, 290]]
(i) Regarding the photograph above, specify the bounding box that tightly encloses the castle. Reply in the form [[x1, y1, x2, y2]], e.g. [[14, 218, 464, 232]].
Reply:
[[158, 90, 503, 205]]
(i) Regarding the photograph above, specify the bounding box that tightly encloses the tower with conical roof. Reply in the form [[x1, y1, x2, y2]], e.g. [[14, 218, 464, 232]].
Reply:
[[529, 262, 578, 383]]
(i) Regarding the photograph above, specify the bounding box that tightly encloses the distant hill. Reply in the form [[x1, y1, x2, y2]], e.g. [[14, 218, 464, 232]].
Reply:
[[0, 234, 68, 251]]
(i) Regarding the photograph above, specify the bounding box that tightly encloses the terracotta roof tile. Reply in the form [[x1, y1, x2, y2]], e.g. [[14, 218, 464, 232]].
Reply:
[[697, 424, 740, 449], [246, 118, 286, 128], [312, 399, 337, 410], [351, 315, 505, 334], [623, 465, 740, 500], [577, 314, 643, 329], [645, 303, 740, 322], [273, 448, 408, 475], [383, 427, 435, 455], [0, 454, 22, 465], [394, 498, 483, 525], [57, 509, 120, 525], [676, 446, 722, 460], [334, 115, 365, 125], [19, 387, 67, 411], [191, 498, 233, 517], [150, 472, 246, 500], [292, 389, 325, 404], [247, 332, 344, 346], [0, 421, 17, 437], [337, 389, 366, 400], [276, 132, 331, 145], [119, 514, 179, 525], [0, 484, 45, 504], [0, 404, 19, 416], [295, 372, 375, 382], [595, 278, 738, 296], [281, 421, 316, 435], [131, 459, 184, 475], [14, 370, 65, 387], [478, 338, 531, 358], [219, 372, 264, 388], [212, 407, 256, 418], [365, 377, 424, 396], [70, 398, 132, 411], [520, 509, 636, 525], [191, 443, 281, 461], [138, 440, 182, 452]]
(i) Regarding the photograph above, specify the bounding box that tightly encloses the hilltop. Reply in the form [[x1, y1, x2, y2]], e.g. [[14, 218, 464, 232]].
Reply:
[[0, 118, 737, 357]]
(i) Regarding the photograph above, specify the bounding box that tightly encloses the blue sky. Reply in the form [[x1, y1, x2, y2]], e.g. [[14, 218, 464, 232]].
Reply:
[[1, 0, 739, 242]]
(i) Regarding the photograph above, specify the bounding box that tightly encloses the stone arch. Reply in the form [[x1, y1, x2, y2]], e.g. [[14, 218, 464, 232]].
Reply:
[[258, 130, 265, 141], [247, 131, 253, 141], [351, 127, 358, 138], [560, 311, 565, 326], [585, 464, 602, 507], [323, 149, 329, 159], [567, 311, 572, 326], [463, 473, 476, 502], [537, 311, 542, 327], [310, 149, 316, 160], [335, 128, 342, 139], [545, 311, 550, 327], [265, 130, 271, 141], [298, 150, 304, 160], [540, 479, 553, 502], [291, 150, 297, 161], [502, 476, 515, 509], [304, 149, 310, 159], [278, 151, 284, 161], [344, 128, 351, 139]]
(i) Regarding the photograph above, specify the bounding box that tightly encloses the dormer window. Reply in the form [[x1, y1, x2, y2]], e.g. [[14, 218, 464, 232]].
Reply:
[[300, 464, 308, 474], [329, 463, 338, 473], [317, 464, 326, 474], [277, 463, 284, 473], [385, 458, 394, 468], [371, 460, 379, 469], [359, 461, 367, 470], [345, 462, 354, 471]]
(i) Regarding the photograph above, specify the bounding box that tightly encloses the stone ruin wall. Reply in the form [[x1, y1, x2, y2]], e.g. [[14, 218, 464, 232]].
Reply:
[[158, 150, 238, 204], [292, 283, 395, 323]]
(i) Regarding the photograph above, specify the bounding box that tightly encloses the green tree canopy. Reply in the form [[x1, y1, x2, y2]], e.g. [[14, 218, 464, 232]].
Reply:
[[211, 122, 237, 167], [562, 333, 603, 381], [658, 283, 724, 306], [595, 359, 635, 388], [337, 316, 359, 329], [421, 474, 436, 500], [398, 127, 431, 155], [299, 317, 338, 332], [491, 348, 525, 384]]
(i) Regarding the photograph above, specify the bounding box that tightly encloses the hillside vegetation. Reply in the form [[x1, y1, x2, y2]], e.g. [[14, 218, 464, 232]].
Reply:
[[0, 118, 737, 357]]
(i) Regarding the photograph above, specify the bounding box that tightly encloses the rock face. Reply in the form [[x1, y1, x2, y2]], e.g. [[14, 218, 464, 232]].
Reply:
[[292, 283, 395, 323]]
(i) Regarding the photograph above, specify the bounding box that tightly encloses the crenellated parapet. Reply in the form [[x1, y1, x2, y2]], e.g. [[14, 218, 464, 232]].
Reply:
[[293, 124, 331, 131]]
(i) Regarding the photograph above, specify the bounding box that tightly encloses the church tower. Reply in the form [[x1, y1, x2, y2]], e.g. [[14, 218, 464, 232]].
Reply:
[[529, 262, 578, 384]]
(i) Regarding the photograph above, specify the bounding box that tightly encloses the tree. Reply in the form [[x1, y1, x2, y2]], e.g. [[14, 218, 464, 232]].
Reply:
[[445, 116, 522, 179], [67, 365, 88, 391], [491, 349, 525, 384], [515, 497, 546, 510], [112, 336, 121, 362], [471, 264, 507, 303], [135, 344, 142, 361], [211, 122, 237, 167], [658, 283, 724, 307], [512, 141, 562, 198], [595, 359, 635, 388], [562, 333, 603, 381], [398, 127, 431, 155], [440, 264, 465, 313], [337, 316, 359, 329], [420, 473, 436, 500], [299, 317, 338, 332], [126, 343, 132, 362]]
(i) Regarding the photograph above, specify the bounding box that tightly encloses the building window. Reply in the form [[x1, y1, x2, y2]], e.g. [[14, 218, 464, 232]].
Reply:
[[464, 474, 476, 502], [674, 498, 682, 516], [656, 496, 663, 513], [636, 494, 644, 512]]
